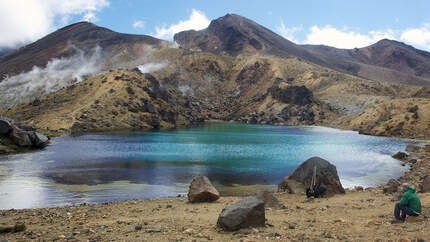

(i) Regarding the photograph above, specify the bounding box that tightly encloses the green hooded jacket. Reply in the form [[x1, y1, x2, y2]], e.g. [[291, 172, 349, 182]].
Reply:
[[399, 186, 421, 213]]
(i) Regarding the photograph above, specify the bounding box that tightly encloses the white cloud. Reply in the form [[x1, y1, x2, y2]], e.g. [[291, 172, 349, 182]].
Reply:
[[0, 0, 109, 49], [277, 20, 303, 43], [401, 24, 430, 49], [155, 9, 210, 40], [304, 25, 395, 49], [133, 20, 145, 29]]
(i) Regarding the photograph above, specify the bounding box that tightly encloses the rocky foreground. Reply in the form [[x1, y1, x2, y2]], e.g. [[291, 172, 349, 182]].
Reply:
[[1, 145, 430, 241], [0, 189, 429, 241]]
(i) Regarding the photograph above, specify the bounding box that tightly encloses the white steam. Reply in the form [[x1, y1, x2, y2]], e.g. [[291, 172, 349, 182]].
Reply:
[[137, 62, 168, 74], [0, 45, 103, 111], [178, 84, 194, 96]]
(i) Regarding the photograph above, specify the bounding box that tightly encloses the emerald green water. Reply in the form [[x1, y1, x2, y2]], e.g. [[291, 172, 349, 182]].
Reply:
[[0, 123, 410, 209]]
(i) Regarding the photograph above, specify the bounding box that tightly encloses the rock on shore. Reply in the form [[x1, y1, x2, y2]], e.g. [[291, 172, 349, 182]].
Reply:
[[217, 196, 265, 231], [188, 176, 220, 203], [0, 116, 49, 155], [278, 156, 345, 196]]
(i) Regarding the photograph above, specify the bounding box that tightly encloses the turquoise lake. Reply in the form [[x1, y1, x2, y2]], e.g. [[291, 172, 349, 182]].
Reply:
[[0, 123, 411, 209]]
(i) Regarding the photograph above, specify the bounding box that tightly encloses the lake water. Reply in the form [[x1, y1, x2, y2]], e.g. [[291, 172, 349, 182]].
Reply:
[[0, 123, 411, 209]]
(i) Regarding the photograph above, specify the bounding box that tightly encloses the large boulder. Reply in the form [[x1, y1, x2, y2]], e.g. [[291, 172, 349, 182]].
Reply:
[[188, 176, 220, 203], [217, 196, 265, 231], [29, 132, 49, 148], [419, 174, 430, 193], [278, 157, 345, 196], [0, 116, 14, 135], [0, 116, 49, 150], [9, 128, 33, 147]]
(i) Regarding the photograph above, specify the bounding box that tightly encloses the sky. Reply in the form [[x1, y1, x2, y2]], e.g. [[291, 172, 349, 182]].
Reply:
[[1, 0, 430, 51]]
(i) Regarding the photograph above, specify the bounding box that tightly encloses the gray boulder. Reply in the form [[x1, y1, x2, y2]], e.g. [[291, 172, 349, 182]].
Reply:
[[188, 176, 220, 203], [29, 132, 49, 148], [0, 117, 13, 135], [1, 116, 49, 149], [217, 197, 265, 231], [9, 128, 33, 147], [278, 156, 345, 196]]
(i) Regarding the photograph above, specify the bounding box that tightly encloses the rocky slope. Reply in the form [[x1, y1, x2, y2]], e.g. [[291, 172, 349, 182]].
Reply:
[[304, 39, 430, 86], [3, 68, 206, 136], [1, 14, 430, 140], [4, 45, 429, 139], [175, 14, 430, 86], [0, 21, 167, 81], [336, 98, 430, 138]]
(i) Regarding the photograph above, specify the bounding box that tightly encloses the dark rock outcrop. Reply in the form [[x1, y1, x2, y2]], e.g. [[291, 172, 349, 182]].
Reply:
[[278, 157, 345, 196], [188, 176, 220, 203], [0, 116, 49, 153], [0, 117, 14, 135], [268, 83, 314, 105], [217, 196, 265, 231], [392, 151, 408, 160]]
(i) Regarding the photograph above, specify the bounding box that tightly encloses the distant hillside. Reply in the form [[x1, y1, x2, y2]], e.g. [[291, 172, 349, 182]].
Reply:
[[303, 39, 430, 85], [0, 48, 13, 57], [175, 14, 430, 86], [0, 22, 167, 81]]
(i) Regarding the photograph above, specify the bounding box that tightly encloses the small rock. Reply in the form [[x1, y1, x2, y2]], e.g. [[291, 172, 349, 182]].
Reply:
[[135, 225, 142, 231], [392, 152, 408, 160], [255, 190, 285, 209], [183, 228, 194, 235], [354, 186, 364, 191], [334, 218, 345, 223]]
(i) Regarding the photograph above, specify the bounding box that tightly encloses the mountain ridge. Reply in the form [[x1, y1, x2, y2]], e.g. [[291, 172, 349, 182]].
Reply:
[[175, 14, 430, 86], [0, 21, 167, 81]]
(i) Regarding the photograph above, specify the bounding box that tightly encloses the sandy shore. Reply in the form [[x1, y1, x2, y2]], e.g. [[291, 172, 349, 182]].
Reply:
[[0, 190, 429, 241], [1, 147, 430, 241]]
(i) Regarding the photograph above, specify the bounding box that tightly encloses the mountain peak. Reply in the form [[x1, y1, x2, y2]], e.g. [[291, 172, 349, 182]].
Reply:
[[174, 13, 311, 58]]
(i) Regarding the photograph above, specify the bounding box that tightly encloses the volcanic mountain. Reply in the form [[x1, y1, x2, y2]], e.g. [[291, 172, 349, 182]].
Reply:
[[175, 14, 430, 86], [1, 14, 430, 140], [0, 21, 167, 80]]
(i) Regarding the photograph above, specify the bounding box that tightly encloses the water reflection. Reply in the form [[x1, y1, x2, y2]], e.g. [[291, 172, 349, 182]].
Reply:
[[0, 123, 411, 209]]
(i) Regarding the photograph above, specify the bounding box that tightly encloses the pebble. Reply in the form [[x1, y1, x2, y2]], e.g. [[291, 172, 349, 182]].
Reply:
[[135, 225, 142, 231], [183, 228, 194, 235]]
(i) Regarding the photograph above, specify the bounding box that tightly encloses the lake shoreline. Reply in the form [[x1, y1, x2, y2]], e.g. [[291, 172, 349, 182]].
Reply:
[[1, 137, 429, 240]]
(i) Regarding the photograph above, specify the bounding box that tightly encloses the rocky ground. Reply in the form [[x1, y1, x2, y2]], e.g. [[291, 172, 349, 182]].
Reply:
[[1, 146, 430, 241], [0, 188, 429, 241]]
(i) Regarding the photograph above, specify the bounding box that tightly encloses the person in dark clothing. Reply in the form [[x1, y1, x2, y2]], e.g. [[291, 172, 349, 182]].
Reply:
[[394, 183, 421, 222], [306, 182, 327, 198], [306, 166, 327, 198]]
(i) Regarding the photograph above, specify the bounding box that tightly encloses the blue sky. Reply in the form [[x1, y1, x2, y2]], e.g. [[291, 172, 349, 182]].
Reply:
[[1, 0, 430, 50]]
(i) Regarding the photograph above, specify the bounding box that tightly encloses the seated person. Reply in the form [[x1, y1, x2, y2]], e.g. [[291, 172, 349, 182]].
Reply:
[[394, 183, 421, 222], [306, 182, 326, 198]]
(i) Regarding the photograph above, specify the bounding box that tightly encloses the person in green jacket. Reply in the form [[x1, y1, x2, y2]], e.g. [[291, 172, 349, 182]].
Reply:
[[394, 183, 422, 221]]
